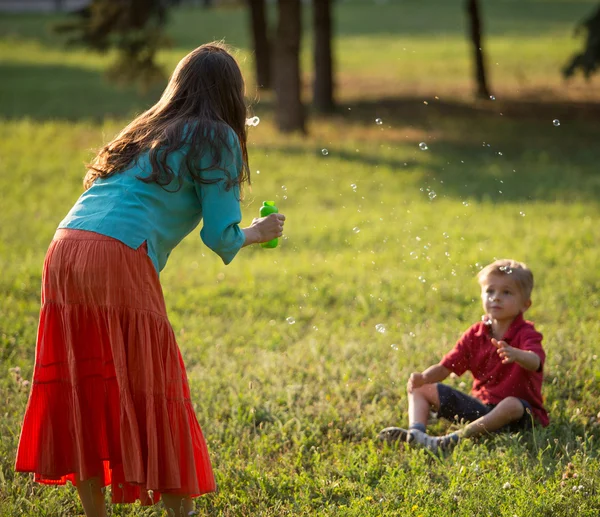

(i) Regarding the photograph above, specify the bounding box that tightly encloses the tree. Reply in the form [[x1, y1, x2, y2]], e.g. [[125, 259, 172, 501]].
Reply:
[[274, 0, 306, 133], [465, 0, 491, 99], [248, 0, 271, 89], [563, 4, 600, 79], [55, 0, 171, 88], [313, 0, 335, 113]]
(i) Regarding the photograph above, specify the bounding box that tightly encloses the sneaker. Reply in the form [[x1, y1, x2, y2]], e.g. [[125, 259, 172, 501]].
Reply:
[[377, 427, 409, 443]]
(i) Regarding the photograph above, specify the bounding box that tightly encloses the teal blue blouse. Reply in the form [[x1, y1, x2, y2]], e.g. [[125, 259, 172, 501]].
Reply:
[[59, 126, 245, 273]]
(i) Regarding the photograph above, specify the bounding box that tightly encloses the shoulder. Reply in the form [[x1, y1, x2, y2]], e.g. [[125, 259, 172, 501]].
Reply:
[[456, 321, 485, 345], [520, 320, 542, 339], [467, 320, 488, 338], [516, 320, 544, 348], [182, 121, 239, 148]]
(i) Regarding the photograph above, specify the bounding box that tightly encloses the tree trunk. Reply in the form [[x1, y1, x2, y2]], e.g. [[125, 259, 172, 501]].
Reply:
[[313, 0, 334, 113], [274, 0, 305, 133], [248, 0, 271, 89], [466, 0, 491, 99]]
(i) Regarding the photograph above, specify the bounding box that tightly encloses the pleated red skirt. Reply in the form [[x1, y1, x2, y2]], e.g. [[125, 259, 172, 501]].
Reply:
[[15, 229, 216, 505]]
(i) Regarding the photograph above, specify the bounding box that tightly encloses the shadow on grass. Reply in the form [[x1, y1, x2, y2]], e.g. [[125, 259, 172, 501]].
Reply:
[[253, 94, 600, 203], [0, 63, 164, 122], [260, 137, 600, 204]]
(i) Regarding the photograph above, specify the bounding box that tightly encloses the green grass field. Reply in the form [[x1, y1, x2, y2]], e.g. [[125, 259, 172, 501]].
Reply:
[[1, 1, 600, 515]]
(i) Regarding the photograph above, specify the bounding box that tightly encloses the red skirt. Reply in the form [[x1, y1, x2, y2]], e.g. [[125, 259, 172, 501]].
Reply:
[[15, 229, 216, 505]]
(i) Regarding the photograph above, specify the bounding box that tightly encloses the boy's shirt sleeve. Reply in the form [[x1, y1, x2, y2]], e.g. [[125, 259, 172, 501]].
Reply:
[[519, 327, 545, 371], [440, 326, 476, 376], [195, 129, 246, 265]]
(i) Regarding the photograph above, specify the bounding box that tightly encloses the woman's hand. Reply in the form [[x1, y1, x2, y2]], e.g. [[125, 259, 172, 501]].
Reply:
[[243, 213, 285, 246]]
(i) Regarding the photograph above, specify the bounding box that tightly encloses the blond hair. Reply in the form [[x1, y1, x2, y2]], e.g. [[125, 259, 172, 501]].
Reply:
[[477, 259, 534, 300]]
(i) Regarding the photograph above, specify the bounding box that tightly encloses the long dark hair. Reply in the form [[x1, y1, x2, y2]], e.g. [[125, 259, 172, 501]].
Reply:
[[84, 42, 250, 194]]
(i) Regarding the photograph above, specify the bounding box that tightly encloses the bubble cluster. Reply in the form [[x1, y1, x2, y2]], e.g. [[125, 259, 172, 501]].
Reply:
[[246, 116, 260, 127], [375, 324, 386, 334]]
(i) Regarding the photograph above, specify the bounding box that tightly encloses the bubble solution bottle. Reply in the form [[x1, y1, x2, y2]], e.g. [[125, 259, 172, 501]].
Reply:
[[259, 201, 279, 248]]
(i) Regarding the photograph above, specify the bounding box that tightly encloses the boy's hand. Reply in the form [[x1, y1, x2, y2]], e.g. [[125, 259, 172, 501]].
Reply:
[[491, 338, 517, 364], [407, 372, 426, 393]]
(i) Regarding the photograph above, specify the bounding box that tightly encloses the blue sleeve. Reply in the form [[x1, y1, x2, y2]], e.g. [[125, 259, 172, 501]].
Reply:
[[195, 129, 246, 265]]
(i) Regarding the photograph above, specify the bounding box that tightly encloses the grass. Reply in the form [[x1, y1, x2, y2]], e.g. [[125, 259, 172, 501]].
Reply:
[[1, 1, 600, 515]]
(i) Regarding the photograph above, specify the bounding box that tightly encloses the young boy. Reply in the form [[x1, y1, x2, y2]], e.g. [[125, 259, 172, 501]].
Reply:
[[379, 259, 548, 453]]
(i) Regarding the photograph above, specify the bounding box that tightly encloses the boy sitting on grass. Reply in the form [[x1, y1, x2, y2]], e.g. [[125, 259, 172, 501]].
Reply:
[[379, 259, 548, 453]]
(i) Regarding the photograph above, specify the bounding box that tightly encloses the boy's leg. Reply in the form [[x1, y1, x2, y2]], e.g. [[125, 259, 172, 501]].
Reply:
[[408, 383, 440, 427], [408, 385, 491, 453], [378, 383, 440, 442], [75, 476, 107, 517], [459, 397, 526, 439], [162, 493, 193, 516], [421, 396, 528, 453]]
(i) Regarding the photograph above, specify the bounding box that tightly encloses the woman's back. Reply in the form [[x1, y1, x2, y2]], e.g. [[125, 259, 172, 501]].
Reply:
[[59, 128, 245, 272]]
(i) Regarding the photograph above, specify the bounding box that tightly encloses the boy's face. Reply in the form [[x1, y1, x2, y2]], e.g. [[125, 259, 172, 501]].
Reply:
[[480, 273, 531, 322]]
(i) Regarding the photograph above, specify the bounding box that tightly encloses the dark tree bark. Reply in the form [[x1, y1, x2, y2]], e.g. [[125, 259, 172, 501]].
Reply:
[[248, 0, 271, 89], [313, 0, 334, 113], [466, 0, 491, 99], [274, 0, 306, 133]]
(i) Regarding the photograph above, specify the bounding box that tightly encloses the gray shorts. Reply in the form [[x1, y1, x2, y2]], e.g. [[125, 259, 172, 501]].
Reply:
[[437, 384, 534, 432]]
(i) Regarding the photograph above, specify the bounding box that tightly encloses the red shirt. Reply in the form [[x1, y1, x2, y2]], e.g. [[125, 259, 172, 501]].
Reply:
[[440, 313, 549, 426]]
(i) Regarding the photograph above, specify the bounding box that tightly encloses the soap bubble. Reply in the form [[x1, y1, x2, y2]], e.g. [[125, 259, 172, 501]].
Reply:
[[553, 119, 560, 126], [321, 148, 329, 156], [353, 227, 360, 234], [490, 95, 496, 100], [419, 142, 428, 151], [246, 116, 260, 127], [375, 118, 383, 125], [428, 191, 437, 200], [286, 317, 296, 325]]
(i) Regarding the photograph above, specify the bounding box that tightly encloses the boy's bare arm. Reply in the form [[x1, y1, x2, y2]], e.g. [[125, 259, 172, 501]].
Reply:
[[408, 364, 451, 393], [491, 338, 541, 371]]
